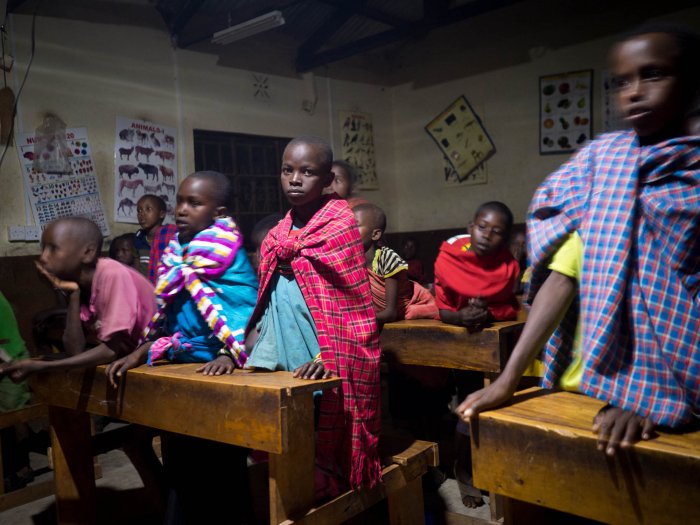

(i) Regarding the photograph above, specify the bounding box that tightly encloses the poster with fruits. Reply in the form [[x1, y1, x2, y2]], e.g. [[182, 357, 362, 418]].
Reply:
[[539, 70, 592, 155]]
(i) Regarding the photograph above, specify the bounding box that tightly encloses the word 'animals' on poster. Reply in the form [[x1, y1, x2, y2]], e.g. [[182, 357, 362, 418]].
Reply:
[[339, 111, 378, 190], [425, 95, 495, 182], [17, 127, 110, 236], [539, 70, 592, 154], [114, 117, 177, 224]]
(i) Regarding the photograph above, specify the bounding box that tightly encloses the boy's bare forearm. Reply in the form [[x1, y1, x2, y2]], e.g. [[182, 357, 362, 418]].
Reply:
[[376, 277, 399, 323], [62, 290, 86, 355], [41, 343, 117, 373]]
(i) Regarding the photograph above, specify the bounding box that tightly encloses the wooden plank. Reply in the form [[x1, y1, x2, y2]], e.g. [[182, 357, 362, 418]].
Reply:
[[0, 403, 47, 429], [380, 320, 524, 373], [31, 366, 340, 454], [471, 388, 700, 525], [0, 479, 54, 512]]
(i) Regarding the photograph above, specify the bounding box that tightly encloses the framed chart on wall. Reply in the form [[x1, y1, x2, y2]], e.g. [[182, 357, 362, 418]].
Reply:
[[539, 69, 593, 154], [425, 95, 495, 182]]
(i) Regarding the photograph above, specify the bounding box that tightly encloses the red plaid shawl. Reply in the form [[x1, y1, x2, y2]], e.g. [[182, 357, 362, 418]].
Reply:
[[528, 132, 700, 426], [250, 196, 382, 489]]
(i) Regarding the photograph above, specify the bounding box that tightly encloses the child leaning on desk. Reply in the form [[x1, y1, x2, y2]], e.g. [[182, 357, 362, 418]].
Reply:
[[107, 171, 259, 525], [458, 23, 700, 457], [245, 136, 382, 498]]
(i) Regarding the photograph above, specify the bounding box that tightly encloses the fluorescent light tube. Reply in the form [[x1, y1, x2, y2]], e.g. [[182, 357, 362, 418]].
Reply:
[[211, 10, 285, 45]]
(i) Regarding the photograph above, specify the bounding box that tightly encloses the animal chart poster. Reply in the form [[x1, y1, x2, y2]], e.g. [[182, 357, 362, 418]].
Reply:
[[339, 111, 378, 190], [17, 127, 110, 236], [114, 117, 177, 224], [425, 96, 495, 181], [539, 70, 592, 154]]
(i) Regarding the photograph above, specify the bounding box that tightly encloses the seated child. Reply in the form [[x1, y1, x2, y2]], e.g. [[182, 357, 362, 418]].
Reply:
[[246, 136, 381, 495], [108, 232, 140, 272], [249, 213, 283, 274], [323, 159, 367, 208], [401, 237, 425, 284], [434, 201, 520, 327], [458, 24, 700, 456], [353, 203, 438, 324], [134, 194, 177, 283], [0, 217, 156, 382], [107, 171, 259, 524]]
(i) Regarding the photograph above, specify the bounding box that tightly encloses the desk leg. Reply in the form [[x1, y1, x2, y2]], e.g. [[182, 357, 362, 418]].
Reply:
[[49, 406, 96, 525], [269, 394, 315, 525], [388, 476, 425, 525]]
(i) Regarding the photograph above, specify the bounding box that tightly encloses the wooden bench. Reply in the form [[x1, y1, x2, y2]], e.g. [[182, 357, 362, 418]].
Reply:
[[31, 364, 347, 524], [471, 388, 700, 524], [0, 403, 53, 511], [282, 438, 439, 525]]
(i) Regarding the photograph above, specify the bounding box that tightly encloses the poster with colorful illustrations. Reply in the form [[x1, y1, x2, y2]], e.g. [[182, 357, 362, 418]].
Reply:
[[339, 111, 378, 190], [443, 157, 487, 187], [425, 96, 495, 181], [17, 127, 110, 235], [114, 117, 177, 224], [601, 70, 628, 132], [539, 70, 593, 154]]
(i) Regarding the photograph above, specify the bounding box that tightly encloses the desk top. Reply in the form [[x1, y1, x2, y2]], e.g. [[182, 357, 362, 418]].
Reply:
[[380, 319, 524, 372], [32, 365, 341, 453]]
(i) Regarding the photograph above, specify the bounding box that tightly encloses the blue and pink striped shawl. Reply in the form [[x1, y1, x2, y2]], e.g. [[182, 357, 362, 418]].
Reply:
[[528, 131, 700, 427], [142, 217, 249, 367]]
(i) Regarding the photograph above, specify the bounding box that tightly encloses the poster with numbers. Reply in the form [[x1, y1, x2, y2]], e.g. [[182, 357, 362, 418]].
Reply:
[[17, 127, 110, 235], [114, 117, 177, 224]]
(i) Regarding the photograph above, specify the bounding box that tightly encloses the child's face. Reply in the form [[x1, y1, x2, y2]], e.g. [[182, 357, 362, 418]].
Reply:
[[402, 239, 417, 260], [137, 197, 165, 232], [610, 33, 685, 138], [39, 223, 87, 281], [114, 239, 136, 266], [281, 143, 333, 209], [175, 177, 224, 244], [509, 232, 526, 262], [354, 209, 381, 252], [324, 164, 351, 198], [468, 210, 509, 257]]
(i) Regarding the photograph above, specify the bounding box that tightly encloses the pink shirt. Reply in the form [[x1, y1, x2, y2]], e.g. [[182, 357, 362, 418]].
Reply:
[[80, 258, 156, 350]]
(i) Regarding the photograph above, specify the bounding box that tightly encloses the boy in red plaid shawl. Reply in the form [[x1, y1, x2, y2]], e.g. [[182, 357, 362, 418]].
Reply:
[[246, 136, 382, 497], [458, 24, 700, 456]]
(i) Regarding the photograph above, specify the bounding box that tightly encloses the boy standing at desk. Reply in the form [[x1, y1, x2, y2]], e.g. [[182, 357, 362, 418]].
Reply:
[[246, 136, 381, 496], [459, 24, 700, 455]]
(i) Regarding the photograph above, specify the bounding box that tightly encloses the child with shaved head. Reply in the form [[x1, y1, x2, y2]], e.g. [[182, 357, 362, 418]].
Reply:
[[0, 217, 156, 381]]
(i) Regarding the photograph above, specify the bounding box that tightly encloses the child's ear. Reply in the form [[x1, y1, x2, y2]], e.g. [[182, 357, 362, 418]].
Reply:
[[323, 171, 334, 188], [467, 221, 475, 235], [214, 205, 228, 218], [81, 243, 99, 264], [158, 208, 166, 220], [371, 228, 382, 242]]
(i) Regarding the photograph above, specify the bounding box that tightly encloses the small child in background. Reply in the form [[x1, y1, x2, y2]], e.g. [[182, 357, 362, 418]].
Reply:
[[323, 159, 367, 208], [353, 203, 438, 324], [108, 233, 140, 272], [401, 237, 425, 284], [249, 213, 283, 274], [434, 201, 520, 328], [134, 194, 177, 283], [246, 136, 381, 497], [459, 24, 700, 455]]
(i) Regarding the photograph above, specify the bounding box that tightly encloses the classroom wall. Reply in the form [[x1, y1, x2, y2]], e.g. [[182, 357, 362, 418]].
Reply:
[[0, 14, 395, 257]]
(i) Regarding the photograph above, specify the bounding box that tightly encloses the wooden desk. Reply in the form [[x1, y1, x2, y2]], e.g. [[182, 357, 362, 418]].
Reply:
[[471, 388, 700, 524], [380, 319, 524, 374], [31, 364, 341, 525]]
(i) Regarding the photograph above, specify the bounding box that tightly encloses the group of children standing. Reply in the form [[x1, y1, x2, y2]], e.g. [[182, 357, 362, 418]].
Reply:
[[0, 21, 698, 523]]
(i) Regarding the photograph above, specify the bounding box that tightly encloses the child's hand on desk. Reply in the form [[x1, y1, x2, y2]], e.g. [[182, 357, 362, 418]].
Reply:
[[294, 360, 333, 380], [592, 404, 656, 456], [106, 343, 150, 388], [35, 261, 79, 294], [196, 355, 235, 376], [455, 378, 516, 422], [457, 304, 489, 326], [0, 359, 45, 382]]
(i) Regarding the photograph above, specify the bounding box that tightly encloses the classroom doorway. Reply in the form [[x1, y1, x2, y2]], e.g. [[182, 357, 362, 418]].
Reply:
[[193, 130, 291, 249]]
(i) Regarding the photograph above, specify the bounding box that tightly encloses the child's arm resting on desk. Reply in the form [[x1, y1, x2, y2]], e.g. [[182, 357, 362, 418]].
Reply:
[[106, 341, 152, 388], [196, 355, 235, 376], [375, 276, 400, 324], [0, 331, 133, 383], [456, 270, 575, 419], [439, 301, 490, 327], [592, 404, 655, 457], [294, 358, 332, 380]]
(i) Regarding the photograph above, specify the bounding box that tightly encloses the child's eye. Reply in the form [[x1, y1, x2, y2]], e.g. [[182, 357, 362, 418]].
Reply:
[[612, 77, 629, 89]]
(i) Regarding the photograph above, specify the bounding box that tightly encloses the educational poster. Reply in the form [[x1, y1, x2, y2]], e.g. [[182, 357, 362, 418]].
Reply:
[[601, 70, 628, 132], [17, 127, 110, 235], [114, 117, 177, 224], [540, 70, 592, 154], [339, 111, 378, 190], [443, 157, 487, 187], [425, 95, 495, 181]]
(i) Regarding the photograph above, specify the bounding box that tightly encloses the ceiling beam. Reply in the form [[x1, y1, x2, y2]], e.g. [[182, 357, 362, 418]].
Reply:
[[297, 0, 527, 72], [298, 1, 360, 58], [315, 0, 411, 28], [161, 0, 206, 38]]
